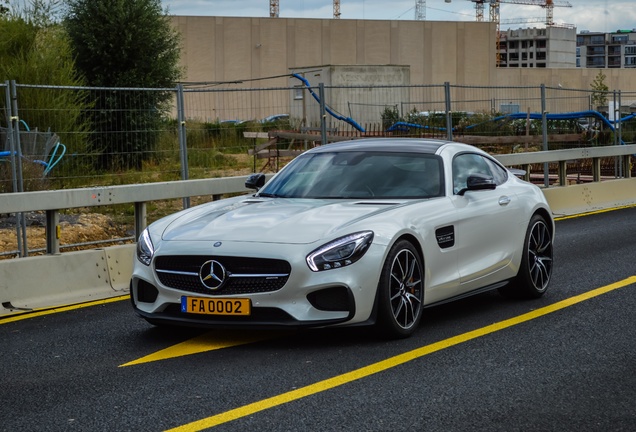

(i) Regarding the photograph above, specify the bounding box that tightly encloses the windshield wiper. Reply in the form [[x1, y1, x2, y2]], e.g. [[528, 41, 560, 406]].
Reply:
[[256, 192, 281, 198]]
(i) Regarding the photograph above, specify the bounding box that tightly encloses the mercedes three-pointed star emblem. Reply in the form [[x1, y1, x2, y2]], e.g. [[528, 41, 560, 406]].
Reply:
[[199, 260, 226, 290]]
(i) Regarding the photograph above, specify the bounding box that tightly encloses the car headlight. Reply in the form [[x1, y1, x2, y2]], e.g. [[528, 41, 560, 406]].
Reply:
[[306, 231, 374, 272], [136, 229, 155, 266]]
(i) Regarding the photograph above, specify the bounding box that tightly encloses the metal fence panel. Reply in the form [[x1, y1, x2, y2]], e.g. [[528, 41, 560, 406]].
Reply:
[[3, 80, 635, 194], [2, 79, 636, 257]]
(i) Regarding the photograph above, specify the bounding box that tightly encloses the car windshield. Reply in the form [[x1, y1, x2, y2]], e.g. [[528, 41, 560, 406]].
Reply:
[[258, 151, 443, 199]]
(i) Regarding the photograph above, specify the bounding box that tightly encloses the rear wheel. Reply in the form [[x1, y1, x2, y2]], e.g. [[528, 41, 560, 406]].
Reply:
[[501, 214, 553, 298], [376, 240, 424, 338]]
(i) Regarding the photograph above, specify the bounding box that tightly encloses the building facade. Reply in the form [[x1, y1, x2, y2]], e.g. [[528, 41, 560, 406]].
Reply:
[[576, 30, 636, 68], [498, 26, 577, 68]]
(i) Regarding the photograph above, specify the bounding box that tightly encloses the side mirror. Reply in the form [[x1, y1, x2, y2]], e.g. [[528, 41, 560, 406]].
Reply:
[[245, 173, 265, 190], [458, 173, 496, 195]]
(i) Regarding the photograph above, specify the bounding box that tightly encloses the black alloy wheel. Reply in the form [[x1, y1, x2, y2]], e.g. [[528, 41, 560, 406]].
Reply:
[[376, 240, 424, 338], [502, 214, 553, 298]]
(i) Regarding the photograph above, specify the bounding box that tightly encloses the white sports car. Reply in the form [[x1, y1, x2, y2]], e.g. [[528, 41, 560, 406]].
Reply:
[[131, 138, 554, 338]]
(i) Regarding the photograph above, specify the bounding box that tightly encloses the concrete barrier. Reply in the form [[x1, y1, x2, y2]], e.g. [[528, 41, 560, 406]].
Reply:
[[0, 245, 134, 316], [543, 178, 636, 217]]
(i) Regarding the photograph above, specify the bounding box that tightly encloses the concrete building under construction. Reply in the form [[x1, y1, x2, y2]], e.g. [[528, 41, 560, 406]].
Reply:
[[499, 26, 577, 68]]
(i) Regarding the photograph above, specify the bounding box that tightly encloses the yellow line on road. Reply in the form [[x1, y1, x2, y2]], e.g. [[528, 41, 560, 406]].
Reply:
[[120, 331, 290, 367], [553, 203, 636, 221], [165, 276, 636, 432], [0, 296, 129, 324]]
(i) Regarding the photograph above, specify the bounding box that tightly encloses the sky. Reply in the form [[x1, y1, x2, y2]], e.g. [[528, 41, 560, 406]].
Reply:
[[161, 0, 635, 33]]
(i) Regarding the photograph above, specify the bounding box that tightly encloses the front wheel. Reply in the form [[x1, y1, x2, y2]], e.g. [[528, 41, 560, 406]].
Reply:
[[376, 240, 424, 338], [502, 214, 553, 298]]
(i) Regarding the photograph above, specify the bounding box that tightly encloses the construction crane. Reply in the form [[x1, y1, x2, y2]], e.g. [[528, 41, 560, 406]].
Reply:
[[415, 0, 426, 20], [470, 0, 486, 21], [269, 1, 341, 19], [501, 17, 545, 25], [270, 0, 279, 17], [468, 1, 572, 27], [415, 0, 454, 21], [466, 1, 571, 66]]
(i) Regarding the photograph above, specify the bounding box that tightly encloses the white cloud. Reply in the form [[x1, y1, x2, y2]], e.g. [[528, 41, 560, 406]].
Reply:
[[162, 0, 636, 33]]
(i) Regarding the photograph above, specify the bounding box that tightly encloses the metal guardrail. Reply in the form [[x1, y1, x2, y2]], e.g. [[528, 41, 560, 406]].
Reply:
[[2, 144, 634, 257], [497, 144, 636, 185], [2, 176, 266, 256]]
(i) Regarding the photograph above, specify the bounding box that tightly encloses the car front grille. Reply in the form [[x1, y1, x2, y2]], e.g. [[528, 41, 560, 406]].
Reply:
[[154, 255, 291, 295]]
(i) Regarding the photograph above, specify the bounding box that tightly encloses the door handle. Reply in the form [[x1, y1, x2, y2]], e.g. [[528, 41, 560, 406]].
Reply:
[[498, 196, 511, 206]]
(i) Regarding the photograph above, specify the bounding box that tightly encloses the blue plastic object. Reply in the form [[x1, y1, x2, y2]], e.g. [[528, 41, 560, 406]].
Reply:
[[292, 73, 365, 133]]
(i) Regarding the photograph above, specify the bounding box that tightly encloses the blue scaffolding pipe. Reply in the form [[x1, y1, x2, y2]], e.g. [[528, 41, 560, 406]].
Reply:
[[291, 73, 365, 132], [387, 110, 632, 146]]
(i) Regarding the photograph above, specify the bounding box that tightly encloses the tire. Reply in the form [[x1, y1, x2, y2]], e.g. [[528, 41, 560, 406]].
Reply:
[[501, 214, 553, 299], [376, 240, 424, 338]]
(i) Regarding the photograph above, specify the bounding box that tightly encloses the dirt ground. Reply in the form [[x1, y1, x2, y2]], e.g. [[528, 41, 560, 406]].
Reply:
[[0, 212, 130, 258]]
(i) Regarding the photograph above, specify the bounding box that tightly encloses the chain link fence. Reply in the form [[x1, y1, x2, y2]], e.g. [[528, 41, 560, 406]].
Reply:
[[3, 79, 635, 192], [2, 79, 635, 256]]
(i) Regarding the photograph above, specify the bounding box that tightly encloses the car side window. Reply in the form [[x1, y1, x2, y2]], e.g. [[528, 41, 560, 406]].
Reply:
[[452, 153, 494, 194], [483, 157, 508, 185]]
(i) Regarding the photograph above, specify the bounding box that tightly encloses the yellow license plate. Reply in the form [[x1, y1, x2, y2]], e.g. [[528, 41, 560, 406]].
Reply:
[[181, 296, 251, 316]]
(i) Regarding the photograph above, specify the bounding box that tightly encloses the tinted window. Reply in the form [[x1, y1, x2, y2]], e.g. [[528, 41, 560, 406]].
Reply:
[[483, 157, 508, 185], [259, 152, 443, 199], [452, 153, 502, 194]]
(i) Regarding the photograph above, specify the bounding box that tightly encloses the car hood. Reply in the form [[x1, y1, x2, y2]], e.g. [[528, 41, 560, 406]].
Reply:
[[161, 197, 408, 244]]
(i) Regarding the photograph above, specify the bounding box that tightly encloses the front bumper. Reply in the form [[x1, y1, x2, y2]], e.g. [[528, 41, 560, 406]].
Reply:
[[130, 240, 385, 329]]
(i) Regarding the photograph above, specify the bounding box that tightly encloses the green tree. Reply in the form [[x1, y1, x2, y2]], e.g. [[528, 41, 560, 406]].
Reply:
[[64, 0, 182, 170], [590, 70, 609, 109], [381, 106, 401, 130], [0, 8, 90, 189]]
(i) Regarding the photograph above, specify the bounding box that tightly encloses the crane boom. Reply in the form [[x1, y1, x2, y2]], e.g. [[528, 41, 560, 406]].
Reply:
[[469, 0, 571, 26], [497, 0, 572, 25], [498, 0, 571, 5]]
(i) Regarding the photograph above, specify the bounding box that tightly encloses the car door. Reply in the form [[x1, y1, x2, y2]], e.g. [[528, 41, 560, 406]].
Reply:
[[449, 153, 525, 290]]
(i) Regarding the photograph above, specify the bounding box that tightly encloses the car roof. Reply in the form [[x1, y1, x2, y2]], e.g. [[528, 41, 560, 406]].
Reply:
[[308, 138, 450, 155]]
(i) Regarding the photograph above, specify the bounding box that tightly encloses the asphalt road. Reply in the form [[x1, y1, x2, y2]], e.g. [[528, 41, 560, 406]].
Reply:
[[1, 207, 635, 432]]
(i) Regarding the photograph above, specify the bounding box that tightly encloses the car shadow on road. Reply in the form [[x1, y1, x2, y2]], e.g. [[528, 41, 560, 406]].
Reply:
[[129, 288, 543, 353]]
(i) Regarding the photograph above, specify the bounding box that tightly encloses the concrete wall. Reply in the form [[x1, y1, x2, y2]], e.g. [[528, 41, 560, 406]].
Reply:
[[172, 16, 636, 91], [494, 67, 636, 90], [171, 16, 496, 87], [290, 65, 411, 126], [547, 27, 577, 68]]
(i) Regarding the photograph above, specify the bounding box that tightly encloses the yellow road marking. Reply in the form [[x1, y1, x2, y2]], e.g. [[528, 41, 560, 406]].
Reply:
[[165, 276, 636, 432], [120, 331, 287, 367], [553, 203, 636, 221], [0, 295, 129, 324]]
